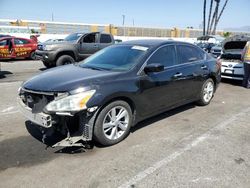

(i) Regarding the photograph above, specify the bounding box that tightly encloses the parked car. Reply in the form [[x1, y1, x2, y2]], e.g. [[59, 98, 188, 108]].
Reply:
[[0, 34, 11, 39], [196, 42, 215, 53], [210, 43, 222, 57], [44, 39, 64, 43], [0, 36, 37, 60], [18, 40, 221, 147], [219, 35, 250, 80], [36, 32, 115, 68]]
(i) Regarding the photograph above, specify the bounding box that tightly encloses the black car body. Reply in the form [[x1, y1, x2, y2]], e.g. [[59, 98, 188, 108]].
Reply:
[[19, 40, 221, 147]]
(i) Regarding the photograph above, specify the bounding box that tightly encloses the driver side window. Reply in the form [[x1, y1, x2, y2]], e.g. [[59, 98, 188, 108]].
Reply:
[[147, 45, 176, 67], [82, 33, 96, 43]]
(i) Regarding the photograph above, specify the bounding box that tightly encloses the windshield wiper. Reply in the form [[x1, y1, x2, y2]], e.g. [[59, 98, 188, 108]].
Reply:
[[81, 66, 110, 71]]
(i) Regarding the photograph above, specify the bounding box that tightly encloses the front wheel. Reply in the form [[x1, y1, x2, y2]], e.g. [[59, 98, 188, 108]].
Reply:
[[93, 101, 133, 146], [56, 55, 74, 66], [197, 78, 215, 106], [29, 51, 36, 60]]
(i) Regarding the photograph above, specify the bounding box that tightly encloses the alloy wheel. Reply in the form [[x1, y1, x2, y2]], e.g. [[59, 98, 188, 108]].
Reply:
[[203, 81, 214, 103], [102, 106, 129, 140]]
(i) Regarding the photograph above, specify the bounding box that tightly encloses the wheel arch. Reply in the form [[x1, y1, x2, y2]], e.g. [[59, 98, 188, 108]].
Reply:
[[55, 50, 76, 62], [94, 96, 137, 127]]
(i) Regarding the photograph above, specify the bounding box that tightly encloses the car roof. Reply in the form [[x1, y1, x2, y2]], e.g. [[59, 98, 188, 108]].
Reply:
[[0, 36, 31, 40], [118, 39, 191, 48]]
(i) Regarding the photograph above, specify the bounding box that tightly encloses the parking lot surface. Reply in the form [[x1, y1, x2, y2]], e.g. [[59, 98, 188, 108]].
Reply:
[[0, 60, 249, 188]]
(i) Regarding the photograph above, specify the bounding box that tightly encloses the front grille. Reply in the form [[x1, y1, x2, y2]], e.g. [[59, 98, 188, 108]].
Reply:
[[37, 44, 44, 51], [221, 73, 243, 78], [222, 65, 243, 69], [19, 89, 54, 113]]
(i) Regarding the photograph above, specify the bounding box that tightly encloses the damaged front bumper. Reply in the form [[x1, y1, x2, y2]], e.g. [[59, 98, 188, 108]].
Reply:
[[18, 95, 98, 147]]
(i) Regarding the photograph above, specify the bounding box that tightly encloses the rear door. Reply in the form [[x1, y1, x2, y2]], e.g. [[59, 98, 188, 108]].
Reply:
[[176, 44, 208, 100], [138, 44, 184, 117], [99, 34, 113, 50], [13, 38, 33, 58], [0, 38, 13, 59]]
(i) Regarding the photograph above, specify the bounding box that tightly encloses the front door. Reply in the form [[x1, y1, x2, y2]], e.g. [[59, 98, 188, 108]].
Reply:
[[0, 38, 13, 59], [137, 45, 185, 117]]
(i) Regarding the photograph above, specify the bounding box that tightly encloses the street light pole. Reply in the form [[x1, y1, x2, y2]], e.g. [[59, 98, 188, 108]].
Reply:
[[122, 15, 125, 36]]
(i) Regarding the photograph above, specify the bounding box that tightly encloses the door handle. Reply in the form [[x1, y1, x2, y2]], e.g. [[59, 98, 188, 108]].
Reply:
[[174, 72, 183, 77], [201, 65, 207, 70]]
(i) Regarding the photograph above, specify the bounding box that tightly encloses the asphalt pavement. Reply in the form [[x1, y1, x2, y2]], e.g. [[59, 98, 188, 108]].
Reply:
[[0, 60, 249, 188]]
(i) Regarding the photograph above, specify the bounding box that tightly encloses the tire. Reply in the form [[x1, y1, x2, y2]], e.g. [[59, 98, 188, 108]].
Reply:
[[93, 100, 133, 146], [29, 51, 36, 60], [42, 61, 54, 68], [196, 78, 215, 106], [56, 55, 74, 66]]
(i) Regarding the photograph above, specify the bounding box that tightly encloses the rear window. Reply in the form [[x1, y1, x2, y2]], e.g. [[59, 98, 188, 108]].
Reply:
[[100, 34, 112, 43], [177, 45, 204, 64], [14, 38, 29, 45]]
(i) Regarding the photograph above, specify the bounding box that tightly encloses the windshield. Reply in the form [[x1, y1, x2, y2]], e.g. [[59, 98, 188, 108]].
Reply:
[[64, 33, 83, 41], [79, 45, 148, 71]]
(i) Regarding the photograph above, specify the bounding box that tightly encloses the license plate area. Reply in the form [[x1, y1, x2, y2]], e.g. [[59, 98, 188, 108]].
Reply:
[[18, 98, 52, 128], [224, 69, 234, 74]]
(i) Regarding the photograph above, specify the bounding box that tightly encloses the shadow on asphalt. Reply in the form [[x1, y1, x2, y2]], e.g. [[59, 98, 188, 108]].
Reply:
[[0, 71, 13, 79], [0, 103, 196, 171], [131, 103, 196, 133], [0, 121, 97, 171], [221, 78, 243, 87], [0, 59, 33, 62], [95, 103, 196, 148], [0, 135, 56, 171]]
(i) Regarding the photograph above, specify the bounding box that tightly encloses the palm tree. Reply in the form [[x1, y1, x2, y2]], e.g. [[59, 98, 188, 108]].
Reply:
[[209, 0, 220, 34], [203, 0, 207, 35], [212, 0, 229, 34], [206, 0, 214, 34]]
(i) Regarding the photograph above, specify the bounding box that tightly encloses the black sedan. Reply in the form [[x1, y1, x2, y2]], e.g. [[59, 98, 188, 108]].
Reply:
[[18, 40, 221, 147]]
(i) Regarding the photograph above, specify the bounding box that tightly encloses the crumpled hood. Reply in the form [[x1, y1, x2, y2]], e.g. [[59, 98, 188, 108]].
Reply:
[[23, 64, 120, 92]]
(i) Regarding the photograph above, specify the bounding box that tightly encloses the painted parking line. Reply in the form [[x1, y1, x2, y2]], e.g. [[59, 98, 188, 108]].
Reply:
[[0, 106, 19, 116], [118, 107, 250, 188]]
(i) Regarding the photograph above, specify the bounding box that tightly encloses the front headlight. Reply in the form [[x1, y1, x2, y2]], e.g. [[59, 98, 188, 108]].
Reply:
[[45, 90, 95, 112], [43, 45, 54, 51]]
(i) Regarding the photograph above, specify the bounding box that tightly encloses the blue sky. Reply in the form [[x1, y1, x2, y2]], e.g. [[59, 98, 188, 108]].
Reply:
[[0, 0, 249, 29]]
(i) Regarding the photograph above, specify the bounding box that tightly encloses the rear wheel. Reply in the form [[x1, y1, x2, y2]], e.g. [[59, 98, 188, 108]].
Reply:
[[197, 78, 215, 106], [56, 55, 74, 66], [93, 101, 132, 146]]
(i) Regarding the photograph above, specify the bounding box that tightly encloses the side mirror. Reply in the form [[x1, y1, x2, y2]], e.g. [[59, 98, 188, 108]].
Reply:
[[144, 64, 164, 73]]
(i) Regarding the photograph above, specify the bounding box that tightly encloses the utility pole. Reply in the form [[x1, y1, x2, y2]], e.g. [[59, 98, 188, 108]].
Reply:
[[51, 12, 54, 22], [122, 15, 125, 36]]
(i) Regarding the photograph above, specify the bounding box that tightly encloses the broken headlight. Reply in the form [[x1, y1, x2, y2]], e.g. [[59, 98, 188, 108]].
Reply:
[[45, 90, 95, 112]]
